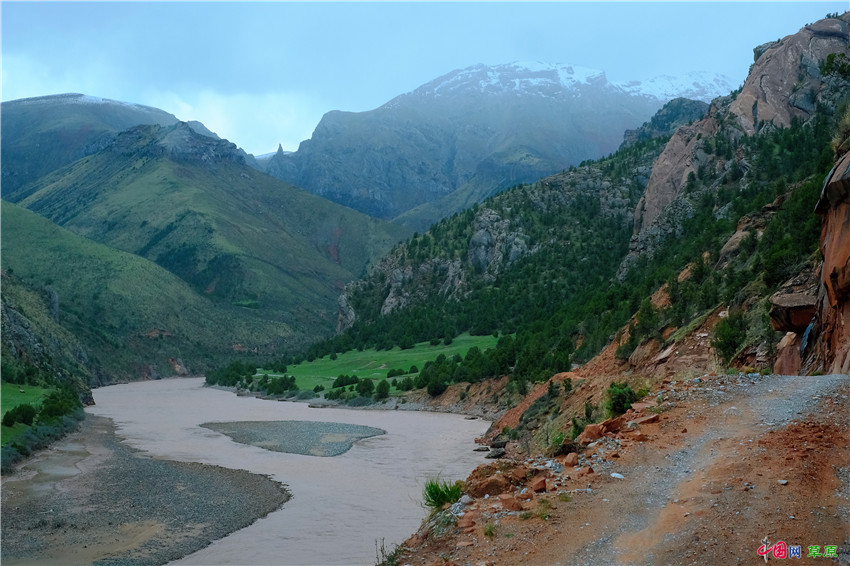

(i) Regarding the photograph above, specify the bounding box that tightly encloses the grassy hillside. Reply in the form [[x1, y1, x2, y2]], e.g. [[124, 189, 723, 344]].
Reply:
[[0, 94, 183, 197], [5, 123, 407, 356], [1, 202, 297, 379]]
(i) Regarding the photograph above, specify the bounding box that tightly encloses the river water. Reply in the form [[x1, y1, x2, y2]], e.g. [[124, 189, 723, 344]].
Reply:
[[86, 378, 490, 565]]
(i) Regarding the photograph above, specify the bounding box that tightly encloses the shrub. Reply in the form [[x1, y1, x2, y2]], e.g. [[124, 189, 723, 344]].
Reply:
[[712, 310, 748, 363], [375, 379, 390, 400], [604, 382, 638, 417], [355, 378, 375, 397], [346, 396, 373, 407], [3, 403, 37, 427], [422, 478, 462, 509]]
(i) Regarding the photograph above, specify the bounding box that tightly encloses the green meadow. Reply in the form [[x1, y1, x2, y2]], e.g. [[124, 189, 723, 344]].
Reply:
[[258, 333, 500, 392], [1, 382, 52, 444]]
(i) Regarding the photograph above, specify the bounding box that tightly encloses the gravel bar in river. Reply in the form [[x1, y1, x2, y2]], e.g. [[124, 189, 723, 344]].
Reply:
[[201, 420, 385, 457], [1, 415, 289, 566]]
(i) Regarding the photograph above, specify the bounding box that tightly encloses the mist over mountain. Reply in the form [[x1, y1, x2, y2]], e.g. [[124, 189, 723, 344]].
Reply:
[[264, 62, 733, 230]]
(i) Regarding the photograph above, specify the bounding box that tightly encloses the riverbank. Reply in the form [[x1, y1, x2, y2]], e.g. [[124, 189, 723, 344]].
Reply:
[[1, 414, 289, 566]]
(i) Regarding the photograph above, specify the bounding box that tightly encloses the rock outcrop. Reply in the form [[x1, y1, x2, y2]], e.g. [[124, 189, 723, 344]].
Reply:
[[632, 13, 850, 237], [620, 97, 709, 149], [810, 151, 850, 373], [728, 16, 850, 135]]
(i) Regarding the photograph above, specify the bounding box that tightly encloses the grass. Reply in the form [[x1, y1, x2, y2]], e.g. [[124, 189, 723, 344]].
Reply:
[[667, 307, 714, 344], [1, 382, 52, 444], [422, 478, 463, 510], [2, 135, 408, 379], [2, 382, 51, 415], [258, 333, 499, 393]]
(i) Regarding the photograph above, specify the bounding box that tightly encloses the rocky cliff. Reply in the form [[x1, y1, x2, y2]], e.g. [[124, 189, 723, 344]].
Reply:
[[631, 13, 850, 239], [810, 150, 850, 373]]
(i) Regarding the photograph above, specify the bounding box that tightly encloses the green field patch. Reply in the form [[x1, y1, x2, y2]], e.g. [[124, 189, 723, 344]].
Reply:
[[2, 383, 51, 415], [1, 382, 53, 444], [257, 333, 500, 392]]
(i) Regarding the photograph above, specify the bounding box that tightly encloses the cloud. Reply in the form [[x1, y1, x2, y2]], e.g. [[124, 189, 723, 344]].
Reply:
[[1, 52, 114, 101], [143, 90, 328, 155]]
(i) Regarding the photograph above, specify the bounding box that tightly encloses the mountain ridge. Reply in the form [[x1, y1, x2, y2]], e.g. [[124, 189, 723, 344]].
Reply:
[[265, 62, 731, 230]]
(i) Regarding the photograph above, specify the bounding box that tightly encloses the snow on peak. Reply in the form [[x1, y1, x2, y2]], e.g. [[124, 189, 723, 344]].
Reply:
[[615, 72, 735, 103], [383, 63, 736, 109], [410, 61, 608, 99]]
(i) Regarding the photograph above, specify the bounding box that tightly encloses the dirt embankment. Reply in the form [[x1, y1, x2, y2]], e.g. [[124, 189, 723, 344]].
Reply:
[[396, 372, 850, 565]]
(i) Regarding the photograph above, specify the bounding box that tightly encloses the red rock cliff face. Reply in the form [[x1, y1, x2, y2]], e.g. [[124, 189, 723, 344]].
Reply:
[[728, 17, 850, 135], [811, 151, 850, 374], [634, 13, 850, 234]]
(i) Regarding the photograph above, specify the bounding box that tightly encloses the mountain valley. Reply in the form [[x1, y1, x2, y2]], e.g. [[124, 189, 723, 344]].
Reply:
[[2, 10, 850, 566]]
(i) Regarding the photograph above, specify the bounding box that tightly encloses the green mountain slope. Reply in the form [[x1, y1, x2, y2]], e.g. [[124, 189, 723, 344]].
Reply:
[[1, 202, 298, 380], [1, 93, 191, 196], [6, 122, 406, 353], [307, 13, 850, 391]]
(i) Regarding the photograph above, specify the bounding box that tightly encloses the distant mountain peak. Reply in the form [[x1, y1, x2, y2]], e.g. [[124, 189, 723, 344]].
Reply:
[[388, 62, 733, 106], [400, 61, 608, 101], [9, 92, 169, 114], [616, 71, 736, 103]]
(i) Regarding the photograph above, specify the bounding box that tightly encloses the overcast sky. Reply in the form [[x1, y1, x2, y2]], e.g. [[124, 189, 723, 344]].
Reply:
[[2, 2, 846, 154]]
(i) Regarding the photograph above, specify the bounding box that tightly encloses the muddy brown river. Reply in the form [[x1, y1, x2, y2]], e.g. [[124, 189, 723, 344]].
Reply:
[[79, 378, 489, 565]]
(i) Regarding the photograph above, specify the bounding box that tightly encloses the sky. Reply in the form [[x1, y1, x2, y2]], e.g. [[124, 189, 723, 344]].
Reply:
[[2, 2, 846, 155]]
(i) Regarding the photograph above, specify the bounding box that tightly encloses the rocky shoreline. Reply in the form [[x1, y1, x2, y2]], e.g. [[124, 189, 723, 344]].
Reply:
[[1, 415, 290, 566]]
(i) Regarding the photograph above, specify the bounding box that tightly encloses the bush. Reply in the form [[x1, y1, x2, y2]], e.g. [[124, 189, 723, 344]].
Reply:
[[375, 379, 390, 400], [3, 403, 37, 427], [712, 310, 748, 363], [355, 378, 375, 397], [604, 382, 638, 417], [422, 478, 462, 509], [346, 396, 373, 407]]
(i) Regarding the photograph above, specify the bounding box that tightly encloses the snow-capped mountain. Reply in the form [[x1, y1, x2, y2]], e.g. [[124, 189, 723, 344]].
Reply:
[[617, 71, 736, 103], [392, 62, 734, 105], [265, 62, 726, 230]]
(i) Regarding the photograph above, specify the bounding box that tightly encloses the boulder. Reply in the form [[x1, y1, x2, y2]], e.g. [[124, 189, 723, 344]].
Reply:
[[485, 448, 506, 459], [575, 423, 605, 445], [558, 452, 579, 467], [530, 476, 548, 492], [769, 293, 817, 332], [576, 466, 595, 477], [630, 414, 659, 426], [773, 332, 803, 375], [601, 415, 628, 434], [497, 493, 523, 511], [465, 473, 511, 498], [510, 465, 530, 483]]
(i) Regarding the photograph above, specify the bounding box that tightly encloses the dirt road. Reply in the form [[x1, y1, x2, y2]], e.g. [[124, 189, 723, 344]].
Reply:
[[400, 373, 850, 565]]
